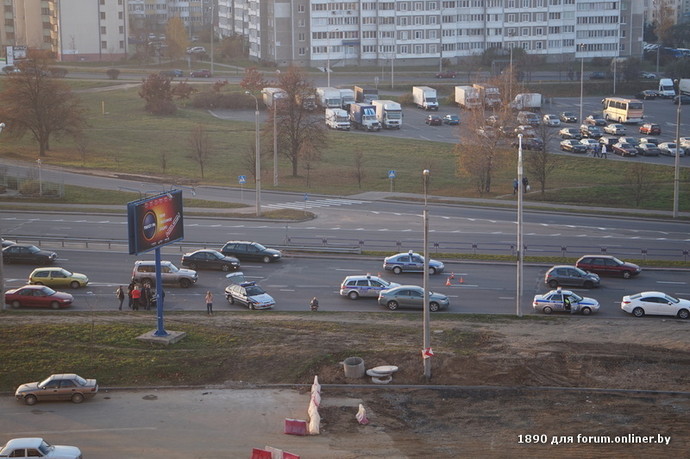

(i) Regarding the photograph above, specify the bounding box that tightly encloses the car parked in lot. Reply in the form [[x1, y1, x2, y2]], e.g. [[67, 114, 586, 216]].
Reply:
[[425, 114, 443, 126], [442, 114, 460, 125], [612, 142, 638, 156], [2, 244, 57, 264], [640, 72, 657, 79], [29, 267, 89, 289], [513, 137, 544, 150], [559, 127, 581, 139], [224, 277, 275, 310], [598, 135, 619, 148], [585, 114, 607, 126], [604, 123, 626, 135], [673, 94, 690, 105], [560, 139, 588, 153], [659, 141, 682, 156], [580, 125, 602, 138], [559, 112, 578, 123], [186, 46, 206, 54], [579, 138, 601, 153], [621, 291, 690, 319], [0, 438, 82, 459], [635, 89, 659, 100], [639, 123, 661, 135], [383, 251, 444, 275], [576, 255, 641, 278], [339, 274, 400, 300], [131, 260, 198, 288], [4, 285, 73, 309], [639, 137, 660, 146], [532, 289, 600, 315], [181, 249, 240, 272], [220, 241, 282, 263], [15, 373, 98, 405], [637, 143, 662, 156], [544, 265, 600, 288], [190, 69, 212, 78], [542, 114, 561, 127], [377, 285, 449, 311]]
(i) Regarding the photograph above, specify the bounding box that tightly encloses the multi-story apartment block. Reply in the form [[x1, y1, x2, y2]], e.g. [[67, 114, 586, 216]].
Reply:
[[127, 0, 209, 34], [219, 0, 645, 68]]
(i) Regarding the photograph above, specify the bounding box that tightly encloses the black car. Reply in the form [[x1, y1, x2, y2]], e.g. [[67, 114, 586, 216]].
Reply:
[[220, 241, 282, 263], [636, 90, 659, 100], [425, 115, 443, 126], [1, 244, 57, 264], [673, 95, 690, 105], [159, 69, 184, 78], [513, 137, 544, 151], [580, 125, 603, 139], [181, 249, 240, 272], [559, 112, 578, 123], [585, 115, 607, 126]]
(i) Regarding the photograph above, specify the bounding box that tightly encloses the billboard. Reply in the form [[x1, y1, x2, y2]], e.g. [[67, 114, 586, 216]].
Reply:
[[127, 190, 184, 255]]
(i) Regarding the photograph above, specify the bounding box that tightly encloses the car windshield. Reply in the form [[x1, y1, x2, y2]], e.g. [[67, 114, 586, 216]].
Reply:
[[210, 251, 223, 259], [246, 286, 265, 296], [568, 293, 584, 302], [167, 264, 179, 272], [39, 440, 52, 454], [38, 286, 57, 295], [253, 243, 267, 251], [59, 268, 72, 276], [665, 294, 680, 303], [28, 245, 41, 253], [38, 376, 53, 388]]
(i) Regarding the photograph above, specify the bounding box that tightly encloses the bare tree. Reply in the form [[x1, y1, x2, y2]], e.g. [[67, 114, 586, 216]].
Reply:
[[76, 136, 89, 167], [353, 151, 366, 189], [188, 125, 213, 178], [160, 151, 167, 174], [524, 123, 561, 196], [626, 162, 655, 207], [301, 137, 322, 188]]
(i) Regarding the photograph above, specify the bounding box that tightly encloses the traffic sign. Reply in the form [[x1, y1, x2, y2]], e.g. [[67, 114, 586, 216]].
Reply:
[[238, 175, 246, 184], [388, 170, 396, 179]]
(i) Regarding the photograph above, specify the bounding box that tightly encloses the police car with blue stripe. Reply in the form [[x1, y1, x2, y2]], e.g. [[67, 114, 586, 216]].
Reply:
[[532, 289, 600, 315]]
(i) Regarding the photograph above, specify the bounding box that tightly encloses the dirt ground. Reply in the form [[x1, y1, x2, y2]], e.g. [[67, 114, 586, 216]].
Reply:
[[5, 312, 689, 458]]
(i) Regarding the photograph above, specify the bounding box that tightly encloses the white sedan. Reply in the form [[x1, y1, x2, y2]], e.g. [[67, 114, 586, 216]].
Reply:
[[0, 438, 81, 458], [658, 142, 683, 156], [621, 291, 690, 319], [604, 123, 626, 135], [532, 289, 600, 315]]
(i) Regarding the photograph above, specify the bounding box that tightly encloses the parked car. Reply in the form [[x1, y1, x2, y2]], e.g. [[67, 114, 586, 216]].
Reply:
[[637, 143, 662, 156], [659, 141, 683, 156], [599, 135, 619, 148], [339, 274, 400, 300], [15, 373, 98, 405], [621, 291, 690, 319], [579, 138, 601, 153], [220, 241, 282, 263], [544, 265, 600, 288], [2, 244, 57, 264], [186, 46, 206, 54], [559, 112, 578, 123], [224, 280, 275, 310], [29, 267, 88, 289], [673, 94, 690, 105], [442, 114, 460, 125], [131, 260, 198, 288], [514, 125, 537, 137], [4, 284, 73, 309], [542, 114, 561, 127], [513, 137, 544, 150], [589, 71, 607, 80], [576, 255, 641, 278], [377, 285, 449, 311], [636, 89, 659, 100], [639, 137, 660, 146], [604, 123, 626, 135], [612, 142, 638, 156], [585, 114, 607, 126], [1, 238, 15, 248], [559, 127, 581, 139], [639, 123, 661, 135], [618, 136, 639, 146], [532, 289, 600, 315], [0, 438, 82, 459], [425, 114, 443, 126], [679, 137, 690, 150], [640, 72, 657, 79], [181, 249, 240, 272], [560, 139, 588, 153], [159, 69, 184, 78], [190, 69, 212, 78], [383, 251, 444, 275], [435, 71, 456, 79], [580, 125, 602, 139]]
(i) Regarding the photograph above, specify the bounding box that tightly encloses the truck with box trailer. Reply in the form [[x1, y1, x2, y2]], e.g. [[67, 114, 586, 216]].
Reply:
[[261, 87, 287, 109], [316, 87, 342, 109], [349, 103, 381, 131], [325, 108, 351, 130], [372, 99, 403, 129], [510, 93, 543, 111], [354, 86, 379, 104], [454, 86, 482, 109], [412, 86, 439, 110], [339, 88, 356, 110], [472, 83, 502, 108]]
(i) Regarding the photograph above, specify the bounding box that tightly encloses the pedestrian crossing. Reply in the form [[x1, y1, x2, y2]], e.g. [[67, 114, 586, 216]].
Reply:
[[263, 198, 367, 210]]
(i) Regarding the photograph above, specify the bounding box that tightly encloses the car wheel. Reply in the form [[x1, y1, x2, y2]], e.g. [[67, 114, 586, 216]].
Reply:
[[387, 300, 399, 311], [548, 280, 559, 288], [542, 306, 553, 314], [188, 263, 198, 270], [179, 278, 191, 288], [581, 307, 592, 316], [70, 281, 80, 289], [678, 309, 690, 320], [348, 291, 359, 300], [583, 281, 594, 289], [632, 307, 645, 317], [429, 267, 437, 275], [51, 301, 60, 309], [262, 256, 271, 263], [249, 303, 255, 311], [429, 302, 440, 312], [393, 266, 402, 275], [221, 264, 230, 272], [622, 271, 632, 279], [71, 393, 84, 404], [229, 295, 235, 305], [24, 394, 37, 406], [11, 300, 21, 309]]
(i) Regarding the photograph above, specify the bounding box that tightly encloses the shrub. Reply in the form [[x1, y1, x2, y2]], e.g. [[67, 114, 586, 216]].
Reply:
[[19, 180, 40, 196], [106, 68, 120, 80], [145, 99, 177, 115]]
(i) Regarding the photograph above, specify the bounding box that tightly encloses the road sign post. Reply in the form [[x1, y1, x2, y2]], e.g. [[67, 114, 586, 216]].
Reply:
[[388, 170, 396, 192]]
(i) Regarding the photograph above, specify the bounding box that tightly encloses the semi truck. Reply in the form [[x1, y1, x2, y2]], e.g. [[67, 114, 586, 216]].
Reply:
[[510, 93, 543, 111], [354, 85, 379, 104], [261, 87, 287, 109], [298, 93, 317, 111], [454, 86, 482, 109], [679, 78, 690, 96], [349, 103, 381, 131], [412, 86, 439, 110], [325, 108, 351, 130], [372, 99, 403, 129], [339, 88, 356, 109], [472, 83, 501, 108], [316, 87, 342, 109]]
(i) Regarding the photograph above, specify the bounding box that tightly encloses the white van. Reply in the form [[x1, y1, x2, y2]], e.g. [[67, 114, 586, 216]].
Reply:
[[658, 78, 676, 98]]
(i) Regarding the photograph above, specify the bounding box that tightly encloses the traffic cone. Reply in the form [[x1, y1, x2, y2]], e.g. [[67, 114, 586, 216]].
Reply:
[[458, 276, 464, 284], [445, 277, 452, 286]]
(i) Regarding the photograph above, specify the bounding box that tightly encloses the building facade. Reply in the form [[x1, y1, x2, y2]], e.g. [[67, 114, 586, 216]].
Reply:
[[219, 0, 645, 68]]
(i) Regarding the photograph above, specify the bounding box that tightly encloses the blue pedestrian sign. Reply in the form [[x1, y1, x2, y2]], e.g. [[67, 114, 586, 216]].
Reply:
[[238, 175, 247, 185], [304, 193, 309, 201], [388, 170, 396, 179]]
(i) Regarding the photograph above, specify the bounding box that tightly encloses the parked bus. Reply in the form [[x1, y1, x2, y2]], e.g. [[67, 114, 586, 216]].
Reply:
[[601, 97, 644, 124]]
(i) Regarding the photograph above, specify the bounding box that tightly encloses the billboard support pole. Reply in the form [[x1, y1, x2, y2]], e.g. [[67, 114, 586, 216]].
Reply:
[[153, 247, 168, 336]]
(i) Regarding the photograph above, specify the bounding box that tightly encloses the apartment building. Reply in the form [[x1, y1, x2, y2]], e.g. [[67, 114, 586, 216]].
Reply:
[[219, 0, 645, 68], [127, 0, 209, 33]]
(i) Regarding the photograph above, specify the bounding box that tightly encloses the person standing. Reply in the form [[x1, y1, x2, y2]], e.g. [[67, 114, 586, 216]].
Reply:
[[142, 285, 152, 311], [127, 281, 135, 309], [115, 286, 125, 311], [310, 297, 319, 311], [600, 143, 608, 159], [205, 291, 213, 315], [513, 178, 519, 195], [522, 176, 529, 193], [131, 284, 142, 311]]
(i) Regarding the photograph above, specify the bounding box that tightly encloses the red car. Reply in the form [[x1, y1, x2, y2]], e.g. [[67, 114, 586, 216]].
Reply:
[[4, 285, 73, 309], [639, 123, 661, 135], [190, 69, 212, 78], [435, 71, 456, 79], [575, 255, 641, 279]]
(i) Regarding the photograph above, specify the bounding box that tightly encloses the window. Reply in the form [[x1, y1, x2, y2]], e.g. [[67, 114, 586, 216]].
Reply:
[[101, 26, 106, 34], [101, 41, 107, 49], [100, 12, 106, 20]]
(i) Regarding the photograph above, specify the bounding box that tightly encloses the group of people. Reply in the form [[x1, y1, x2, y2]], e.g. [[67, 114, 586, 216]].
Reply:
[[115, 282, 159, 311], [513, 177, 530, 195], [591, 143, 608, 158]]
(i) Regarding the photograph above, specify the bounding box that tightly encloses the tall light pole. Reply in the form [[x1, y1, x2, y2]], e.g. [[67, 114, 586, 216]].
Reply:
[[0, 122, 6, 310], [37, 158, 42, 196], [516, 135, 524, 317], [422, 169, 431, 380], [209, 2, 214, 75], [274, 70, 280, 187], [673, 79, 681, 218], [326, 30, 332, 87], [578, 44, 585, 124], [245, 91, 261, 216]]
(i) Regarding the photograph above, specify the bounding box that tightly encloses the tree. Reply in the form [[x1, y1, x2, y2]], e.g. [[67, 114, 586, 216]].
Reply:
[[188, 124, 213, 178], [626, 162, 655, 207], [139, 73, 176, 115], [353, 151, 366, 189], [0, 59, 86, 157], [240, 67, 268, 93], [654, 0, 676, 45], [166, 17, 188, 61], [271, 66, 327, 177], [219, 35, 246, 60]]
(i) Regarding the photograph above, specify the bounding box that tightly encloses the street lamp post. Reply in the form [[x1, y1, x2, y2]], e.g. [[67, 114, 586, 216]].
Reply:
[[673, 80, 681, 218], [210, 2, 214, 75], [37, 158, 42, 196], [274, 70, 280, 187], [422, 169, 431, 380], [516, 135, 524, 317], [245, 91, 261, 216], [578, 44, 585, 124]]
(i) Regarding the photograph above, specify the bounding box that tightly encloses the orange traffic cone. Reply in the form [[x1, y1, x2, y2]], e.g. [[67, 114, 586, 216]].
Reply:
[[458, 276, 464, 284], [445, 277, 452, 286]]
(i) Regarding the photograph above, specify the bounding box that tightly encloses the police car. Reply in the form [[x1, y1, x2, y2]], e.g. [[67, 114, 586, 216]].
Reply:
[[383, 251, 445, 275], [339, 274, 400, 300], [532, 289, 600, 315], [224, 272, 275, 310]]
